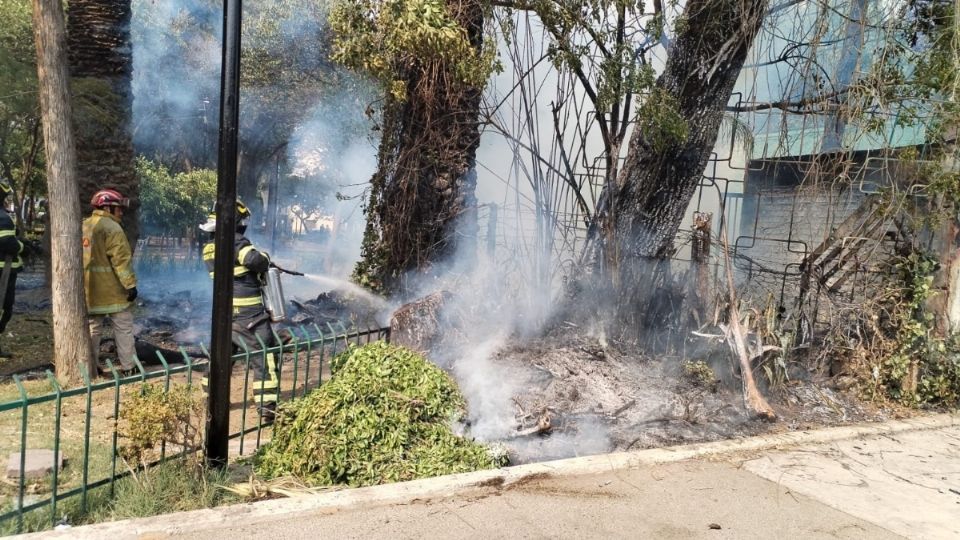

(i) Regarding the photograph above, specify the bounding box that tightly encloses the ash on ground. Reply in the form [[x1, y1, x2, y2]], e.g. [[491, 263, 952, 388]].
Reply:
[[134, 287, 384, 361], [449, 333, 883, 464], [4, 267, 388, 378], [288, 290, 385, 329]]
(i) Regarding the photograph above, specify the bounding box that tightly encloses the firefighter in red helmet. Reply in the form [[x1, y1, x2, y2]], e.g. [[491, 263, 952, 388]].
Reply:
[[83, 188, 138, 375]]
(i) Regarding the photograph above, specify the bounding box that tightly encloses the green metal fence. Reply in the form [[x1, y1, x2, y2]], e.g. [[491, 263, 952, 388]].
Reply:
[[0, 322, 390, 534]]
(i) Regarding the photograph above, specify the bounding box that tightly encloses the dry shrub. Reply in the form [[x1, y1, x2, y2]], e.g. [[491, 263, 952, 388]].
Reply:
[[821, 253, 960, 407], [118, 384, 204, 476]]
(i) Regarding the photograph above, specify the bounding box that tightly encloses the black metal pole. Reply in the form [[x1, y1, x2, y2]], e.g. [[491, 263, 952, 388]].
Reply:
[[205, 0, 242, 469]]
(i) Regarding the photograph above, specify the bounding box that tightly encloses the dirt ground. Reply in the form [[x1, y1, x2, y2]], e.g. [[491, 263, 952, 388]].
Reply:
[[0, 270, 57, 377], [0, 269, 337, 464]]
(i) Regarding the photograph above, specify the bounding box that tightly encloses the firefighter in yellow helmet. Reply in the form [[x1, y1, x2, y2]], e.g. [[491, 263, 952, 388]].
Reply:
[[83, 189, 138, 374], [0, 180, 24, 359], [199, 201, 281, 423]]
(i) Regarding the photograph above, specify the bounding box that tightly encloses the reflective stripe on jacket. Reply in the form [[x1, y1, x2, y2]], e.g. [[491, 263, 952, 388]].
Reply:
[[83, 210, 137, 314], [202, 234, 270, 309], [0, 209, 23, 269]]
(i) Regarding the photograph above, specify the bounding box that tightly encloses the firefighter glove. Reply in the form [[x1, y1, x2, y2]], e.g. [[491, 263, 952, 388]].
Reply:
[[126, 287, 138, 302]]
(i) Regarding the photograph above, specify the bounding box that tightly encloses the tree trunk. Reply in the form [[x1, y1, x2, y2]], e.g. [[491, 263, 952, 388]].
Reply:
[[353, 0, 484, 295], [67, 0, 138, 246], [32, 0, 96, 384], [585, 0, 769, 330]]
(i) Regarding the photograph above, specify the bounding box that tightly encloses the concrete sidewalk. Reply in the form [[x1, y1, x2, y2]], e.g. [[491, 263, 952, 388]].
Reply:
[[20, 414, 959, 539]]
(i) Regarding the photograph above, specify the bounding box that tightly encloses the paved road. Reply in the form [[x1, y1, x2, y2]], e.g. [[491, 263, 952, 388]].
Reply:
[[24, 416, 959, 540], [182, 460, 899, 540]]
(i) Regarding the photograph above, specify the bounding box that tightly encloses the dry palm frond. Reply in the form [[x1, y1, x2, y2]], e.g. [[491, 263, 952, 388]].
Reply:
[[221, 476, 343, 500]]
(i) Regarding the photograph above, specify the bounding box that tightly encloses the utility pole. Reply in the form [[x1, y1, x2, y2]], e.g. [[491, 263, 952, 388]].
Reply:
[[206, 0, 242, 468]]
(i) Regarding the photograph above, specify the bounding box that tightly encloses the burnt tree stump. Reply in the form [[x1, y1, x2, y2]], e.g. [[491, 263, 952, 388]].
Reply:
[[389, 291, 453, 354]]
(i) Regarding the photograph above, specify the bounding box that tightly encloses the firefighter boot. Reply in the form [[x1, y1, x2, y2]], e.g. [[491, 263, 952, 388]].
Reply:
[[257, 401, 276, 424]]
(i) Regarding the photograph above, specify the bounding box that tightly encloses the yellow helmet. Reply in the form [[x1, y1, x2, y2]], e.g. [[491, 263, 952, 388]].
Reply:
[[236, 200, 251, 220], [198, 200, 251, 232]]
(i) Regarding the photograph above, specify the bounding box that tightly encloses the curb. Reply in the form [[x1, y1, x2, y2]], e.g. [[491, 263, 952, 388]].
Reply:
[[19, 413, 958, 539]]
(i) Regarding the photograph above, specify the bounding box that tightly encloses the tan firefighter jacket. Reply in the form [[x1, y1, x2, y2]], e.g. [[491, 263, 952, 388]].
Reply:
[[82, 209, 137, 315]]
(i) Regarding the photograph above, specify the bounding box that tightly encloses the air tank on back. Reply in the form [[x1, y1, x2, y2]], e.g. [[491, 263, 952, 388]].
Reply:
[[261, 267, 287, 322]]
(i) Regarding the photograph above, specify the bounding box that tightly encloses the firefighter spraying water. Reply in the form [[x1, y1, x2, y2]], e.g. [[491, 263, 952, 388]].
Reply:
[[198, 201, 302, 423]]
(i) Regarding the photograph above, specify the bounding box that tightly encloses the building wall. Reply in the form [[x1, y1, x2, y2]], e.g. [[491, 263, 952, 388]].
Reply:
[[736, 154, 887, 317]]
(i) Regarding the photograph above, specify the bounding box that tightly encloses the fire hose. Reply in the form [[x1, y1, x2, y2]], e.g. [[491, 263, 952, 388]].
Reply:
[[270, 263, 304, 277]]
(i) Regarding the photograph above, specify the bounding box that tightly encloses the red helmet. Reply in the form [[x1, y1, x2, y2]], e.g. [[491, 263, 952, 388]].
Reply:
[[90, 189, 129, 208]]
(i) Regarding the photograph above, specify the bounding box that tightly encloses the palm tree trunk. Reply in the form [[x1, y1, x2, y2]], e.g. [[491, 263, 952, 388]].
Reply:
[[353, 0, 484, 295], [67, 0, 138, 245]]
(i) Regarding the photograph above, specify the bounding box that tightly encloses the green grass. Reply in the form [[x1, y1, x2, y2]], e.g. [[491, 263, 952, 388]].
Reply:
[[0, 378, 55, 403], [0, 394, 116, 533], [0, 461, 244, 534], [82, 461, 241, 524], [0, 379, 215, 534]]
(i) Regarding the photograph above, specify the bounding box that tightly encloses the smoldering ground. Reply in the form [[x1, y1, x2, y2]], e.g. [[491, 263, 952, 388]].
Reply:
[[388, 206, 883, 463]]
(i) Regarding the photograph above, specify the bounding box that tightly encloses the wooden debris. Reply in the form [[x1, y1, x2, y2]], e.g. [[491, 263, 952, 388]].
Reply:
[[610, 399, 637, 418], [719, 218, 777, 421], [511, 413, 552, 438]]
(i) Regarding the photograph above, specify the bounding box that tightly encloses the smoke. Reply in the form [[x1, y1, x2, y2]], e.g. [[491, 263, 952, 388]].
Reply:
[[386, 10, 685, 458], [395, 220, 563, 444], [448, 336, 518, 439], [131, 0, 345, 169], [132, 0, 378, 293], [131, 0, 221, 161], [258, 84, 377, 283], [397, 243, 620, 459]]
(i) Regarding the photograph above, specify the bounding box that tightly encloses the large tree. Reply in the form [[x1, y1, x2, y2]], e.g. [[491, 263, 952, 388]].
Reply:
[[332, 0, 495, 294], [67, 0, 138, 241], [580, 0, 769, 323], [32, 0, 96, 383]]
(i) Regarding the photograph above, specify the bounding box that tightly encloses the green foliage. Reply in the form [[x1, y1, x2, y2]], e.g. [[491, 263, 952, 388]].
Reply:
[[916, 334, 960, 405], [329, 0, 496, 98], [863, 252, 960, 407], [857, 0, 958, 147], [0, 0, 35, 97], [86, 461, 237, 522], [136, 157, 216, 237], [0, 0, 45, 208], [240, 0, 331, 86], [256, 342, 507, 486], [635, 88, 689, 151], [530, 0, 660, 118], [843, 0, 960, 407]]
